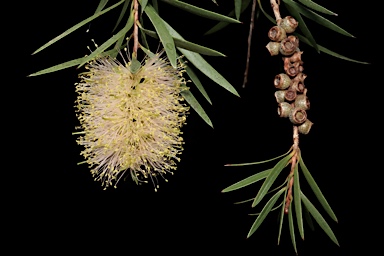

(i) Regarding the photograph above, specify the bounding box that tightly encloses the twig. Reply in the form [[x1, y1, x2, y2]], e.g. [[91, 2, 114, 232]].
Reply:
[[270, 0, 282, 22], [242, 0, 257, 88], [133, 0, 139, 57], [284, 126, 299, 213]]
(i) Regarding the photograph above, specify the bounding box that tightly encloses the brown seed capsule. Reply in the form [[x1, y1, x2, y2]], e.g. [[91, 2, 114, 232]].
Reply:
[[274, 73, 292, 89], [278, 102, 292, 117], [280, 36, 299, 56], [295, 94, 310, 110], [279, 16, 298, 33], [274, 90, 286, 103], [289, 107, 307, 124], [285, 89, 297, 101], [298, 119, 313, 134], [289, 51, 303, 62], [285, 63, 299, 77], [268, 26, 287, 42], [266, 42, 281, 56]]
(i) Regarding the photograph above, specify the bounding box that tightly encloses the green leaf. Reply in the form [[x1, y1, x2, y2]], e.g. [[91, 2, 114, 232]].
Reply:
[[78, 9, 135, 68], [162, 21, 239, 97], [293, 163, 304, 239], [247, 188, 286, 238], [140, 27, 226, 56], [32, 0, 125, 55], [299, 156, 338, 222], [288, 203, 298, 255], [139, 17, 150, 49], [249, 201, 283, 216], [278, 187, 288, 244], [112, 0, 131, 32], [140, 0, 148, 13], [94, 0, 109, 14], [222, 169, 272, 193], [180, 89, 213, 128], [152, 0, 158, 13], [282, 0, 354, 37], [298, 0, 337, 16], [144, 4, 177, 68], [234, 0, 241, 20], [110, 32, 127, 58], [159, 0, 240, 23], [233, 198, 254, 204], [28, 48, 118, 76], [252, 153, 292, 208], [285, 4, 319, 53], [295, 33, 369, 64], [301, 192, 339, 246], [183, 63, 212, 104], [257, 0, 276, 24], [303, 203, 315, 231], [225, 147, 292, 166], [204, 0, 252, 35]]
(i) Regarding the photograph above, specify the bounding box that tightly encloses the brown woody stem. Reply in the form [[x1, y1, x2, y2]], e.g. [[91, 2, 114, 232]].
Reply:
[[271, 0, 282, 22], [243, 0, 257, 88], [284, 126, 299, 213], [133, 0, 139, 57]]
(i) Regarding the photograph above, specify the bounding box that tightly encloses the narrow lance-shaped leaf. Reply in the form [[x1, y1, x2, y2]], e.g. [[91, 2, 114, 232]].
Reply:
[[225, 147, 292, 166], [299, 156, 338, 222], [222, 169, 272, 193], [293, 163, 304, 239], [140, 27, 226, 56], [288, 203, 298, 255], [295, 33, 369, 64], [112, 0, 131, 32], [278, 186, 288, 244], [252, 153, 292, 208], [285, 3, 319, 53], [140, 0, 148, 13], [94, 0, 109, 14], [78, 9, 135, 68], [28, 48, 120, 76], [282, 0, 354, 37], [32, 0, 125, 55], [247, 188, 286, 238], [257, 0, 275, 24], [301, 192, 339, 246], [144, 4, 177, 68], [234, 0, 242, 20], [180, 89, 213, 128], [205, 0, 252, 35], [162, 20, 239, 96], [182, 62, 212, 104], [298, 0, 337, 15], [159, 0, 241, 23]]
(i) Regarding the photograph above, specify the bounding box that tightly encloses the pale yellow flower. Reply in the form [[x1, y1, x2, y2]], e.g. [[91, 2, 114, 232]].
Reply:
[[74, 52, 189, 190]]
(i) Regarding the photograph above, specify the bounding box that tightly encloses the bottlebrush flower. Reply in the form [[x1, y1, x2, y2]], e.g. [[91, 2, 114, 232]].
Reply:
[[74, 52, 189, 190]]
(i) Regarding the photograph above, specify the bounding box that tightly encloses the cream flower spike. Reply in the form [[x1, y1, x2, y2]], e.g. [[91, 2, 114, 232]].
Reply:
[[74, 51, 189, 190]]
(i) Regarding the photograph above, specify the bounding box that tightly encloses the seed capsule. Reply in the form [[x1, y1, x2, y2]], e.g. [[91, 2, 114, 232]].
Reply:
[[274, 90, 286, 103], [280, 36, 299, 56], [268, 26, 287, 42], [295, 94, 310, 110], [279, 16, 298, 33], [289, 107, 307, 124], [284, 89, 297, 101], [266, 42, 281, 56], [274, 73, 292, 89], [278, 102, 293, 117], [298, 119, 313, 134]]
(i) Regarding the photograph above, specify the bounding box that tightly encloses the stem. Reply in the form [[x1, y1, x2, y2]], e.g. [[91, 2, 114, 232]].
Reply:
[[242, 0, 257, 88], [284, 126, 299, 213], [270, 0, 282, 22], [133, 0, 139, 57]]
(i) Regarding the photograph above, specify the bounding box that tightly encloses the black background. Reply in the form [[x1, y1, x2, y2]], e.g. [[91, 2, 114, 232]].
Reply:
[[13, 0, 378, 255]]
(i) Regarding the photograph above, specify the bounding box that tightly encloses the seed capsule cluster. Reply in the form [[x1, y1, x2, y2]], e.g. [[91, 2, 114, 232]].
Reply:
[[266, 16, 313, 135]]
